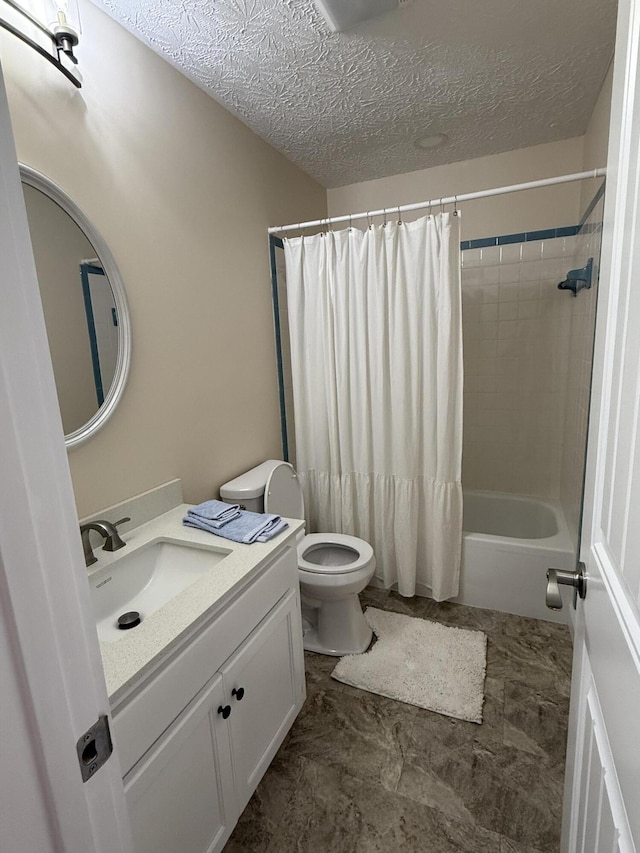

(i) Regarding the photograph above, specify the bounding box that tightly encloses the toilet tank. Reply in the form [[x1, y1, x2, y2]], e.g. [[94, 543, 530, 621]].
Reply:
[[219, 460, 284, 513]]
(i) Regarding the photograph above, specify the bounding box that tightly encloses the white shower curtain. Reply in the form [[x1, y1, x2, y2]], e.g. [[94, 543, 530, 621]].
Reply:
[[283, 213, 463, 600]]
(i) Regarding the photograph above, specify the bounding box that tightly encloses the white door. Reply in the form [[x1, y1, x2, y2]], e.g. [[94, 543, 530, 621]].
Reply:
[[0, 62, 133, 852], [562, 0, 640, 849]]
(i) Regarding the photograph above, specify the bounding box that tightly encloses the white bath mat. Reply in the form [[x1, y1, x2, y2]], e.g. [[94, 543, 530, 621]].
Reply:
[[331, 607, 487, 723]]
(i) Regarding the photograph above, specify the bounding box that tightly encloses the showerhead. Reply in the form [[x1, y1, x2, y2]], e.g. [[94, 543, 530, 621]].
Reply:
[[558, 258, 594, 297]]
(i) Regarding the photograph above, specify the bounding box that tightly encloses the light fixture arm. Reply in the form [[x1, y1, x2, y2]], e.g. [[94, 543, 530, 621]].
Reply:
[[0, 0, 81, 87]]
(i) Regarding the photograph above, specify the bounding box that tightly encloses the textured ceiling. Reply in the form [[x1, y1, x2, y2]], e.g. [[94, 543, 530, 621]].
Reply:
[[91, 0, 617, 188]]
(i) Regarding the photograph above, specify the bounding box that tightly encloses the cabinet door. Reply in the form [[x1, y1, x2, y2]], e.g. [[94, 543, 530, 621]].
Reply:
[[124, 673, 236, 853], [221, 589, 305, 808]]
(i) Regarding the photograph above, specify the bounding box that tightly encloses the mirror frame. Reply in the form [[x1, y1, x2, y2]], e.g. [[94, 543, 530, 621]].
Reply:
[[20, 164, 132, 448]]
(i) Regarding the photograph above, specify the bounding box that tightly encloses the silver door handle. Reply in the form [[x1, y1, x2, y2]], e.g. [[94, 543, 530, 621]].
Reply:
[[546, 563, 587, 610]]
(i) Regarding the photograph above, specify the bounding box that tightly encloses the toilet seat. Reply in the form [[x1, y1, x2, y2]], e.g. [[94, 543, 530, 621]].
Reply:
[[298, 533, 374, 575]]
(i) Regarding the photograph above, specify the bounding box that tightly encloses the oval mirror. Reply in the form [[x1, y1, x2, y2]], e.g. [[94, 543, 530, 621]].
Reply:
[[20, 165, 131, 448]]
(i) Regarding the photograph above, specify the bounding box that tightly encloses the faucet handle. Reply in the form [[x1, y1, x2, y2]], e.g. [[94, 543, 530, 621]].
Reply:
[[104, 517, 130, 551]]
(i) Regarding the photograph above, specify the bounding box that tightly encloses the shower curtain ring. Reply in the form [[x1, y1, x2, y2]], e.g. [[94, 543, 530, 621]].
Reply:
[[348, 212, 352, 230], [440, 197, 444, 215], [367, 211, 372, 229], [453, 195, 458, 217], [383, 208, 387, 227], [397, 204, 402, 225]]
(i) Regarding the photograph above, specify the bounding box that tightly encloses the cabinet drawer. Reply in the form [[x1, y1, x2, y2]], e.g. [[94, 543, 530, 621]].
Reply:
[[112, 544, 297, 775]]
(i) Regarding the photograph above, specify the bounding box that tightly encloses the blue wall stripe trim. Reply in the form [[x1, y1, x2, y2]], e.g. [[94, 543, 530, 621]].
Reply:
[[269, 235, 289, 462], [460, 225, 581, 251]]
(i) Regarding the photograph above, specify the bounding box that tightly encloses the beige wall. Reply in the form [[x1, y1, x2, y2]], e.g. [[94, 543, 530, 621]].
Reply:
[[328, 138, 585, 241], [2, 0, 326, 517], [580, 64, 613, 213]]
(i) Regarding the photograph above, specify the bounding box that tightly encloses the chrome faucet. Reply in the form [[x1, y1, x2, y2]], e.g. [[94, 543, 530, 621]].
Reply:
[[80, 517, 130, 567]]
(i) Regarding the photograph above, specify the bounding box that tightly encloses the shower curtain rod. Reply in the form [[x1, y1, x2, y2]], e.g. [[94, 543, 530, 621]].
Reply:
[[268, 168, 606, 235]]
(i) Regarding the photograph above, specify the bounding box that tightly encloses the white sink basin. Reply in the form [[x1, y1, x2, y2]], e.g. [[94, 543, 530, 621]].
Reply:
[[90, 538, 231, 643]]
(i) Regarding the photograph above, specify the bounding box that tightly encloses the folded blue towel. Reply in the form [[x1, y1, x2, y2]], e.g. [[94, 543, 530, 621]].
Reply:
[[184, 499, 241, 530], [183, 508, 288, 544]]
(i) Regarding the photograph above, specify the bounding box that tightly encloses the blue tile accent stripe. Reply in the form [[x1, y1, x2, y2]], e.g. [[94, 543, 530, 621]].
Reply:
[[269, 235, 289, 462], [496, 232, 526, 245], [460, 225, 580, 251]]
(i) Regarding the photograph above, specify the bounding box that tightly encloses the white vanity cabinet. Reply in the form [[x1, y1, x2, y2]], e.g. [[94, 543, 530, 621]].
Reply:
[[123, 672, 234, 853], [110, 542, 305, 853], [221, 589, 301, 807]]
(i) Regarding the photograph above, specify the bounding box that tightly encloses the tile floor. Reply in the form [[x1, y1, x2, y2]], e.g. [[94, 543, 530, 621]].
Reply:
[[224, 587, 573, 853]]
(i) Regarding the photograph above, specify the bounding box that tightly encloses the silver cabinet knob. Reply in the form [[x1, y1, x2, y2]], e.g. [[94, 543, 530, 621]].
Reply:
[[546, 562, 587, 610]]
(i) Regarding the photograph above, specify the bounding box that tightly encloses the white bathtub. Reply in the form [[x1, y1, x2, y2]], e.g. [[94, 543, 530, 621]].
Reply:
[[453, 490, 575, 623]]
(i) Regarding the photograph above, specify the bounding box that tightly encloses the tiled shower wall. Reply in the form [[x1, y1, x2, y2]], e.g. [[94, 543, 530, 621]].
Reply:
[[461, 201, 602, 542], [461, 237, 578, 499]]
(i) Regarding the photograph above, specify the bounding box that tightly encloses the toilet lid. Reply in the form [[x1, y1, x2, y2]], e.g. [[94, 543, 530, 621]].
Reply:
[[264, 462, 305, 519], [298, 533, 374, 575]]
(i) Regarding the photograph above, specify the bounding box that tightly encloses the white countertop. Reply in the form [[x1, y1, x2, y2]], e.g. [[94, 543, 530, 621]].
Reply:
[[93, 505, 304, 704]]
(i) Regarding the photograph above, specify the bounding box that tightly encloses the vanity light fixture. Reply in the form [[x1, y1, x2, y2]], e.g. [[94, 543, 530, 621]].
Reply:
[[0, 0, 81, 87]]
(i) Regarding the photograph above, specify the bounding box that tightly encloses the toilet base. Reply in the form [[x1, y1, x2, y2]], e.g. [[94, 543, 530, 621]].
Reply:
[[302, 594, 373, 656], [303, 626, 373, 657]]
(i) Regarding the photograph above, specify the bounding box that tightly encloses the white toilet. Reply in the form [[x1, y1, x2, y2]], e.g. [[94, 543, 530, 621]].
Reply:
[[220, 460, 376, 656]]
